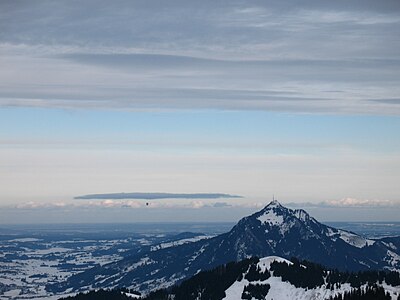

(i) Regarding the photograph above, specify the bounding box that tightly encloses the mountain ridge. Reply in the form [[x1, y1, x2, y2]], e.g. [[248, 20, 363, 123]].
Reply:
[[59, 256, 400, 300], [48, 200, 400, 294]]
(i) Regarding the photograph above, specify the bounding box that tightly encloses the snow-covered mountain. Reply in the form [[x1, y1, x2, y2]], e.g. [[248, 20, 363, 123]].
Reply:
[[60, 256, 400, 300], [48, 200, 400, 294], [220, 256, 399, 300], [171, 256, 400, 300]]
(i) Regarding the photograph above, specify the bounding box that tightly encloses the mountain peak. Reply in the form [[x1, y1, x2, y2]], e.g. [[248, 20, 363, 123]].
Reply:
[[266, 199, 283, 208], [255, 200, 288, 227], [261, 200, 312, 222]]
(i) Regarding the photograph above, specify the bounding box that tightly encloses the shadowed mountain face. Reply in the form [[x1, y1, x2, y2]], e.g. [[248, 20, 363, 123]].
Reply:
[[47, 201, 400, 294]]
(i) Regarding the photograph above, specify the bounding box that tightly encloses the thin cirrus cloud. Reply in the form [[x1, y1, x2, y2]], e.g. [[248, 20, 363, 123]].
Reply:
[[0, 0, 400, 114]]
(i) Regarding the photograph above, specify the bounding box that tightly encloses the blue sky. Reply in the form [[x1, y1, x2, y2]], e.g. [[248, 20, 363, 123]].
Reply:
[[1, 0, 399, 222], [1, 108, 400, 154]]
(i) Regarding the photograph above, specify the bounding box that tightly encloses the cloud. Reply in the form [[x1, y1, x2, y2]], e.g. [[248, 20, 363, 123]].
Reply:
[[2, 1, 399, 55], [18, 198, 400, 210], [286, 198, 400, 209], [212, 202, 232, 208], [325, 198, 400, 208], [15, 201, 69, 209], [369, 99, 400, 105], [74, 192, 242, 200], [190, 201, 206, 209], [0, 1, 399, 114], [12, 199, 237, 210]]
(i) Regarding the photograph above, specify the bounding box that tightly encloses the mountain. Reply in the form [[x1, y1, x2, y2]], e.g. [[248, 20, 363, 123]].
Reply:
[[60, 256, 400, 300], [143, 256, 400, 300], [47, 200, 400, 294]]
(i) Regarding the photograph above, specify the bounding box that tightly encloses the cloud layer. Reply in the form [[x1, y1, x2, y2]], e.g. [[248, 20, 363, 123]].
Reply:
[[1, 0, 400, 114], [287, 198, 400, 209], [13, 197, 400, 211], [5, 197, 399, 223]]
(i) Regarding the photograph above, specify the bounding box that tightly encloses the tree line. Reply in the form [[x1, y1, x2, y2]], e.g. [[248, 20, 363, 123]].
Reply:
[[60, 256, 399, 300]]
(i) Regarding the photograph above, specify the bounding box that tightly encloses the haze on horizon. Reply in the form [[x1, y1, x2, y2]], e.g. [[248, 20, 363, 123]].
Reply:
[[0, 0, 400, 223]]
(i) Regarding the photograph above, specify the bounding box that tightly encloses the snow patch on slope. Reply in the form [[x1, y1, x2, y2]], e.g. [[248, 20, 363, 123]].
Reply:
[[223, 256, 400, 300], [257, 256, 292, 272], [123, 292, 141, 298], [150, 235, 213, 251], [8, 238, 42, 242], [386, 250, 400, 267], [257, 210, 284, 226], [326, 227, 375, 248], [222, 268, 356, 300], [293, 209, 312, 223], [337, 230, 375, 248], [383, 242, 398, 251]]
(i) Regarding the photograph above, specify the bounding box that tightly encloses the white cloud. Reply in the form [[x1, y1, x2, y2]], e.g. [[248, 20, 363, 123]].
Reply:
[[286, 198, 400, 209], [13, 197, 400, 213], [15, 201, 69, 209], [12, 199, 232, 210], [190, 201, 205, 209], [325, 198, 400, 208]]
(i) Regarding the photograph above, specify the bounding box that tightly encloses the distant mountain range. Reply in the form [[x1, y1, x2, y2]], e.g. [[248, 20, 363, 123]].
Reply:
[[48, 200, 400, 295]]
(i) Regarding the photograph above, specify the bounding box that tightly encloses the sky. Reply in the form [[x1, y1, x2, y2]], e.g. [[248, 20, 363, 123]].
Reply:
[[0, 0, 400, 223]]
